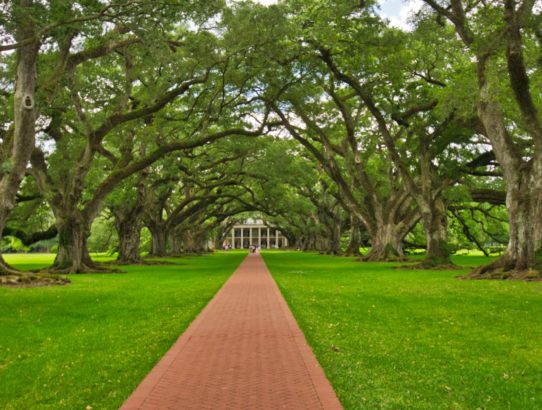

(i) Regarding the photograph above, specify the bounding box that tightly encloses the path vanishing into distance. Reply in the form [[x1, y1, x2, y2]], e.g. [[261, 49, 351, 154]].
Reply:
[[121, 253, 342, 409]]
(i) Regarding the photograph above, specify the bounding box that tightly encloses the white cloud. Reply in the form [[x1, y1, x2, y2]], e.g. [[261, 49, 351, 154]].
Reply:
[[227, 0, 278, 7], [377, 0, 423, 31], [233, 0, 423, 29]]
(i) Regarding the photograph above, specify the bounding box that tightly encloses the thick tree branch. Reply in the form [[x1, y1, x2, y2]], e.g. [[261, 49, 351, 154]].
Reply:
[[2, 225, 58, 246]]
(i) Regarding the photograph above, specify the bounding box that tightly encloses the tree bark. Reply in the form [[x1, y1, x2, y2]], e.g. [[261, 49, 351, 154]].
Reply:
[[344, 216, 362, 256], [472, 163, 542, 276], [419, 198, 453, 266], [149, 226, 168, 257], [0, 0, 39, 274], [471, 76, 542, 276], [179, 228, 208, 254], [326, 220, 342, 255], [116, 219, 142, 263], [505, 170, 540, 270], [305, 234, 316, 251], [169, 228, 183, 256], [314, 234, 329, 253], [53, 212, 95, 273], [423, 0, 542, 278], [363, 223, 405, 261], [358, 190, 417, 262]]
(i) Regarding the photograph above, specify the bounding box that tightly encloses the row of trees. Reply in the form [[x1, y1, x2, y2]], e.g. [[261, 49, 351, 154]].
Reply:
[[0, 0, 540, 278], [1, 0, 275, 273], [225, 0, 540, 277]]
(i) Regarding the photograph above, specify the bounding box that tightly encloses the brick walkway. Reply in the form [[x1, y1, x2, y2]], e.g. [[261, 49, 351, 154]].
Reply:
[[121, 253, 342, 409]]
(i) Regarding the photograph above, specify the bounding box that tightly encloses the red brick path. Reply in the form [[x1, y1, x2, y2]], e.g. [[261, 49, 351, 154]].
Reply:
[[121, 253, 342, 409]]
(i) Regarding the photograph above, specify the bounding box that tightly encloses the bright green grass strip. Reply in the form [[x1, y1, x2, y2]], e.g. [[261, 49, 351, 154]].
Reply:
[[0, 251, 246, 409], [263, 251, 542, 410]]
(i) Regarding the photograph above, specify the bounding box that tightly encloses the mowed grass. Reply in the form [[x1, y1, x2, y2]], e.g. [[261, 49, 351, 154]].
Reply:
[[0, 251, 246, 409], [263, 251, 542, 410]]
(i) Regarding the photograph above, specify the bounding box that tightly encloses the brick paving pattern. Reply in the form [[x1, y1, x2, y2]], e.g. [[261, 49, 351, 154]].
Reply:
[[121, 253, 342, 409]]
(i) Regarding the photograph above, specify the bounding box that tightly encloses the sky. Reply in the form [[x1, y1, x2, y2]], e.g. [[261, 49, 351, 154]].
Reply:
[[251, 0, 423, 30], [377, 0, 423, 30]]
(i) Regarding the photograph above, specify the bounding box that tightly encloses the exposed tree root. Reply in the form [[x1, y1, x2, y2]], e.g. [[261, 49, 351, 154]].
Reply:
[[463, 267, 542, 281], [141, 256, 183, 265], [398, 261, 460, 270], [113, 258, 172, 266], [462, 269, 542, 281], [0, 272, 70, 287], [463, 253, 542, 280], [0, 257, 22, 276], [358, 254, 408, 262], [470, 257, 516, 276], [179, 251, 213, 256], [0, 256, 70, 287], [112, 258, 142, 265], [463, 256, 542, 281], [396, 256, 459, 270], [358, 244, 408, 262], [41, 262, 124, 274], [170, 251, 214, 257]]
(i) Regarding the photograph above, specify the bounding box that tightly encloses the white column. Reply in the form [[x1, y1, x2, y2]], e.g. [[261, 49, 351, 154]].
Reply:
[[249, 227, 253, 246], [266, 228, 270, 249], [231, 228, 235, 248], [276, 230, 279, 248], [241, 227, 244, 248]]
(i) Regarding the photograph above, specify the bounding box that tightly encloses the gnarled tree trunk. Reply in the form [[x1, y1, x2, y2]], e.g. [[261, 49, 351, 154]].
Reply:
[[422, 0, 542, 278], [314, 233, 329, 254], [179, 228, 206, 254], [169, 232, 181, 256], [326, 222, 341, 255], [472, 163, 542, 276], [470, 78, 542, 277], [53, 212, 95, 273], [0, 1, 39, 275], [363, 223, 405, 261], [116, 218, 142, 263], [344, 216, 362, 256], [112, 170, 147, 264], [148, 225, 168, 257], [419, 197, 453, 267], [303, 236, 315, 251]]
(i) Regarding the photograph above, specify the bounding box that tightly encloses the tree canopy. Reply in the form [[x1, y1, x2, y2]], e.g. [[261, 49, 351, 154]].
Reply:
[[1, 0, 540, 279]]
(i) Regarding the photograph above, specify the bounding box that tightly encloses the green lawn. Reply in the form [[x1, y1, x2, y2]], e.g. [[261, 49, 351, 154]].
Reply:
[[0, 252, 246, 410], [263, 251, 542, 410]]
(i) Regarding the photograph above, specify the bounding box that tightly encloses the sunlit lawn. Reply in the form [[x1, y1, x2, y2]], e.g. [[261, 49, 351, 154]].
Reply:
[[0, 251, 245, 409], [3, 250, 541, 409], [263, 251, 542, 410]]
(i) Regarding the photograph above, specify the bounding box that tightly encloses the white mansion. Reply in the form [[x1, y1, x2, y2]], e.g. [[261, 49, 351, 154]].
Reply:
[[225, 219, 288, 249]]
